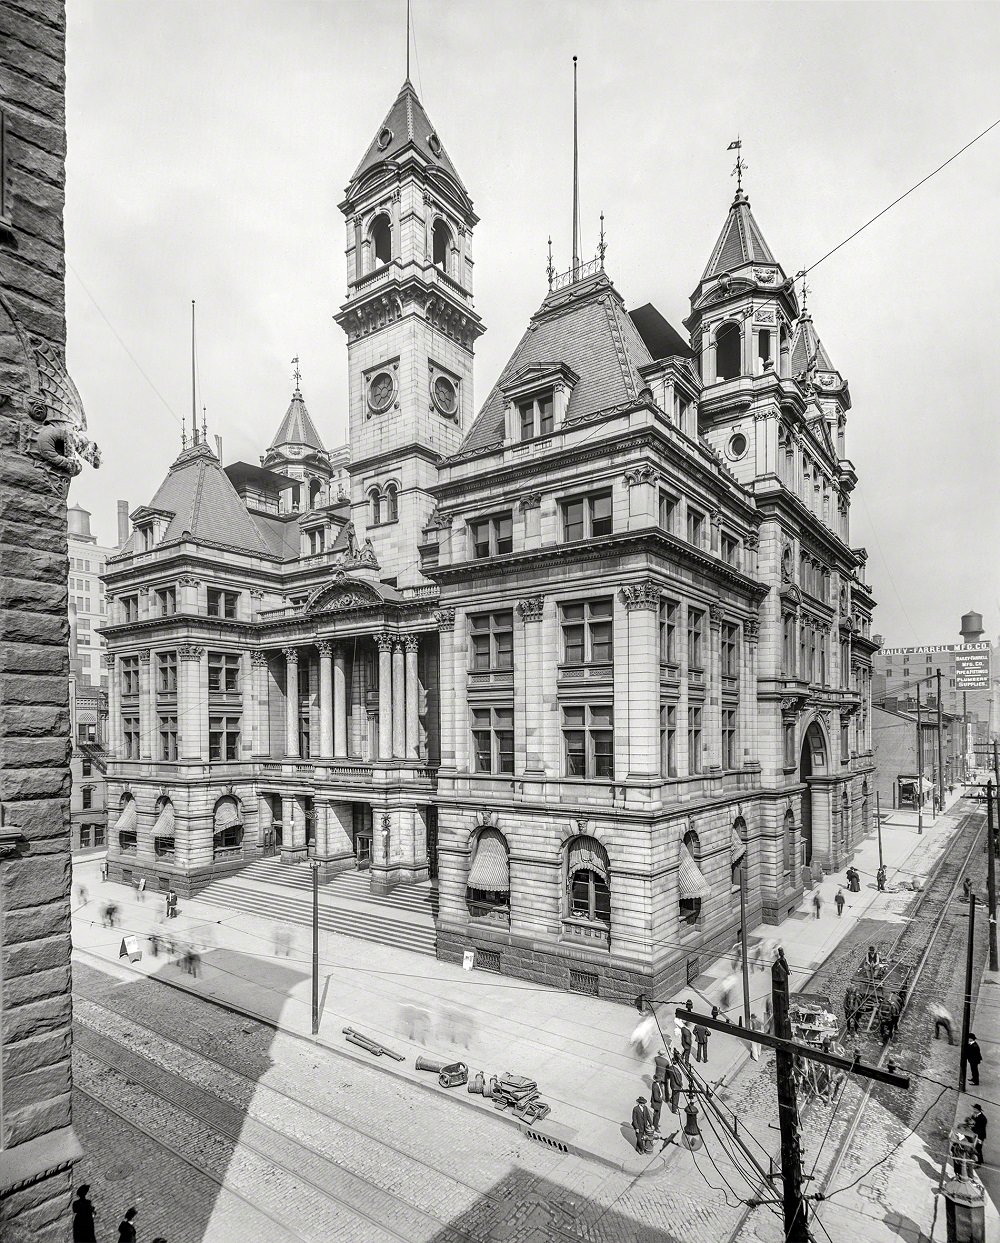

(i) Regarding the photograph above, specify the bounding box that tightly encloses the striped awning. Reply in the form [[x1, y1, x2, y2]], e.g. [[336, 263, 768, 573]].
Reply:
[[76, 709, 97, 724], [152, 802, 174, 838], [114, 800, 136, 833], [567, 835, 608, 881], [730, 828, 747, 868], [679, 843, 711, 900], [214, 799, 241, 829], [467, 829, 509, 891]]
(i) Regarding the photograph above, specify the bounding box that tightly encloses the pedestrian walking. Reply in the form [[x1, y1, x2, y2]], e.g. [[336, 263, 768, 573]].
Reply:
[[876, 865, 887, 892], [629, 1012, 658, 1059], [136, 876, 146, 903], [149, 930, 161, 958], [100, 861, 108, 883], [835, 889, 845, 917], [680, 1021, 693, 1067], [189, 949, 201, 979], [71, 1184, 97, 1243], [166, 888, 178, 919], [720, 973, 737, 1013], [76, 883, 88, 909], [117, 1206, 138, 1243], [650, 1076, 664, 1136], [653, 1047, 671, 1084], [966, 1033, 983, 1086], [694, 1023, 709, 1063], [752, 941, 765, 972], [930, 1002, 954, 1044], [812, 891, 822, 919], [962, 877, 973, 902], [970, 1104, 988, 1165], [764, 995, 773, 1033], [667, 1054, 684, 1114], [631, 1096, 653, 1152]]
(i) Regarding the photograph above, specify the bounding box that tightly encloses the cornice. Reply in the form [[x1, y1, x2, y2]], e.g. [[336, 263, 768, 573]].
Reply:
[[753, 483, 858, 570]]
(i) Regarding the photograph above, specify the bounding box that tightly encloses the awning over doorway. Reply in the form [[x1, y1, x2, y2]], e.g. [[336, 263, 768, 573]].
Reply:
[[678, 844, 711, 900], [152, 802, 174, 838], [114, 800, 136, 833], [467, 829, 509, 891]]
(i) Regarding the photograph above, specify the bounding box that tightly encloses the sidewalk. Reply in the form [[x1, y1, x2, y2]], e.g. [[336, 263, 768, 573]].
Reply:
[[71, 789, 973, 1175]]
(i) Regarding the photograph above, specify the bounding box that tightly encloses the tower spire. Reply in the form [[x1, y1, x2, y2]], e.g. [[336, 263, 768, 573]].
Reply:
[[405, 0, 411, 82], [190, 299, 198, 446], [572, 56, 580, 277]]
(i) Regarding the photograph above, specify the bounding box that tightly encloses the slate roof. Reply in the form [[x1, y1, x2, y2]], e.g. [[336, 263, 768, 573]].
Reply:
[[458, 270, 653, 456], [269, 385, 326, 453], [629, 303, 695, 362], [350, 78, 466, 192], [141, 440, 275, 557], [790, 312, 837, 377], [701, 190, 778, 282]]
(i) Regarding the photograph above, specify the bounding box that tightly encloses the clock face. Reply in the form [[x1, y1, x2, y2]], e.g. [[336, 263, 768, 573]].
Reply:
[[368, 371, 395, 413], [432, 375, 458, 416]]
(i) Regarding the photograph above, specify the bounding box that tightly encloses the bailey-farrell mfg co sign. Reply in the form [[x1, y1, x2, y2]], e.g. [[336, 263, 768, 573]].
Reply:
[[955, 650, 991, 690], [879, 641, 991, 656]]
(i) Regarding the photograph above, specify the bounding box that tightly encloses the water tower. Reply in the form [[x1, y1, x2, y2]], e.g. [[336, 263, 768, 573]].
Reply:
[[960, 611, 984, 645]]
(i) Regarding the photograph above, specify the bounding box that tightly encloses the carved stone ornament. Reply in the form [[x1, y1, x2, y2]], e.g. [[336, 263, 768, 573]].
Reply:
[[425, 507, 452, 530], [178, 575, 200, 587], [476, 808, 499, 828], [754, 308, 777, 324], [518, 491, 542, 511], [709, 603, 724, 626], [137, 649, 151, 664], [403, 634, 420, 653], [434, 608, 456, 632], [781, 545, 794, 582], [744, 619, 759, 644], [178, 645, 204, 662], [710, 508, 724, 528], [517, 595, 544, 622], [624, 464, 657, 487], [250, 650, 269, 667], [619, 581, 659, 611], [744, 531, 759, 550], [249, 588, 265, 600], [780, 697, 801, 714], [753, 267, 777, 284], [282, 646, 299, 664], [102, 651, 115, 669], [375, 632, 395, 653], [317, 640, 333, 657]]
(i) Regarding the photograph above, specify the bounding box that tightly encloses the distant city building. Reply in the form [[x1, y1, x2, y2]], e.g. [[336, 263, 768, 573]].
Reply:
[[68, 605, 108, 854], [100, 73, 876, 1000], [872, 703, 963, 810], [67, 502, 120, 687]]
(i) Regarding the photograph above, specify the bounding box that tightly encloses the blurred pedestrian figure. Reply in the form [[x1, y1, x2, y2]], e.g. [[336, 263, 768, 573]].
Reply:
[[748, 1013, 761, 1061], [694, 1022, 709, 1063], [731, 941, 742, 971], [876, 865, 887, 892], [442, 1005, 472, 1049], [843, 986, 859, 1034], [764, 995, 773, 1033], [631, 1096, 653, 1153], [835, 889, 845, 917], [970, 1104, 988, 1165], [720, 974, 737, 1012], [189, 948, 201, 979], [71, 1184, 97, 1243], [166, 888, 178, 919], [930, 1002, 954, 1044], [100, 861, 108, 883], [100, 903, 113, 929], [966, 1033, 983, 1085], [679, 1021, 693, 1066], [149, 931, 161, 958], [76, 883, 88, 909], [118, 1206, 138, 1243], [812, 891, 822, 919], [752, 941, 764, 972], [274, 925, 292, 957], [667, 1052, 684, 1113], [136, 876, 146, 903], [650, 1076, 664, 1136], [963, 876, 973, 902]]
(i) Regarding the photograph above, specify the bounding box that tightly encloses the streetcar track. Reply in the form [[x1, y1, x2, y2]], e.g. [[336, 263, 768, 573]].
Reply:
[[74, 1035, 465, 1243]]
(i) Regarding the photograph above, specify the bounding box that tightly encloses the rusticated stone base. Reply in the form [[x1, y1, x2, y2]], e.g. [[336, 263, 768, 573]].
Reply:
[[0, 1127, 81, 1242]]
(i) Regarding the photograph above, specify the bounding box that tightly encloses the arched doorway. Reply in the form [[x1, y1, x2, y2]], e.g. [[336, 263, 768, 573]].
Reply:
[[799, 721, 828, 867]]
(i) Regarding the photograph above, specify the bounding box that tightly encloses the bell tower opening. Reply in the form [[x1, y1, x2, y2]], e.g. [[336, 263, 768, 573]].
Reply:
[[432, 217, 452, 272], [371, 213, 392, 267], [715, 321, 741, 381]]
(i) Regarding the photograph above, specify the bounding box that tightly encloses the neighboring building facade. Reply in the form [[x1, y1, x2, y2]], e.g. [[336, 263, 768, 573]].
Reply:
[[0, 4, 98, 1236], [68, 607, 108, 854], [100, 74, 876, 1001], [67, 502, 117, 687], [872, 703, 963, 809]]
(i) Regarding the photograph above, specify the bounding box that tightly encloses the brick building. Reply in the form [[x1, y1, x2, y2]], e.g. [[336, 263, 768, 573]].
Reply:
[[0, 3, 99, 1236], [872, 704, 963, 810], [101, 73, 876, 1000]]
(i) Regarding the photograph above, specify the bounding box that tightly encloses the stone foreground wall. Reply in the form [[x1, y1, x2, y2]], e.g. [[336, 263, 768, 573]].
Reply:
[[0, 3, 83, 1238]]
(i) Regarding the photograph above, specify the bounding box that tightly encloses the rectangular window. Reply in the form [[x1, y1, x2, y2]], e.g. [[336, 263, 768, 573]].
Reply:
[[840, 641, 850, 685], [308, 528, 326, 555], [687, 607, 705, 670], [721, 621, 739, 678], [206, 587, 239, 619], [120, 655, 140, 697], [561, 598, 613, 665], [841, 722, 850, 762], [562, 705, 614, 779], [122, 715, 140, 759], [469, 512, 513, 559], [208, 652, 241, 694], [659, 491, 678, 533], [721, 532, 739, 566], [469, 611, 514, 671], [517, 391, 554, 441], [81, 760, 92, 777], [157, 651, 177, 694], [95, 825, 105, 848], [722, 707, 737, 769], [688, 706, 703, 774], [660, 704, 677, 777], [154, 586, 176, 616], [687, 507, 705, 547], [122, 595, 139, 623], [659, 598, 678, 664], [79, 825, 91, 849], [208, 714, 241, 762], [784, 721, 796, 768], [561, 491, 613, 542], [808, 628, 817, 683], [159, 714, 178, 761], [471, 706, 514, 774], [81, 787, 93, 810]]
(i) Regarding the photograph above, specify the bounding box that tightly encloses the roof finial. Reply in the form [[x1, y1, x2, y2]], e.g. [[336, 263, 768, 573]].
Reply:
[[796, 269, 811, 313], [572, 56, 580, 279], [546, 235, 554, 290], [728, 137, 747, 195], [181, 408, 187, 450], [405, 0, 411, 82], [597, 211, 607, 268], [201, 404, 208, 444], [292, 355, 302, 393]]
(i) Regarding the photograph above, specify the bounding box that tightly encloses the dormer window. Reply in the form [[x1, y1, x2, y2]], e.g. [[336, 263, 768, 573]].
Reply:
[[518, 392, 554, 441], [307, 529, 325, 556]]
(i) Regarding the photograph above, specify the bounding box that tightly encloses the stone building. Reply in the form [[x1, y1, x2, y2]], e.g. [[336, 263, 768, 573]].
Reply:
[[67, 502, 117, 687], [0, 3, 99, 1236], [101, 73, 876, 1000], [68, 605, 108, 854]]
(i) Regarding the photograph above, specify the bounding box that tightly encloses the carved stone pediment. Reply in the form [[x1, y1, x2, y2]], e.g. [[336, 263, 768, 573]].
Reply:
[[305, 576, 384, 614]]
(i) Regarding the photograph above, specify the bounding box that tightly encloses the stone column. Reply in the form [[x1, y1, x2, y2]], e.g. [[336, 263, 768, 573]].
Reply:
[[376, 633, 393, 760], [404, 635, 419, 760], [453, 611, 469, 771], [435, 610, 456, 767], [250, 650, 270, 756], [283, 647, 299, 758], [178, 645, 205, 760], [707, 605, 723, 770], [517, 596, 545, 772], [104, 652, 121, 756], [618, 583, 660, 777], [137, 649, 153, 759], [249, 587, 264, 622], [742, 621, 759, 766], [333, 643, 348, 757], [178, 574, 199, 613], [317, 640, 334, 758], [392, 639, 406, 759]]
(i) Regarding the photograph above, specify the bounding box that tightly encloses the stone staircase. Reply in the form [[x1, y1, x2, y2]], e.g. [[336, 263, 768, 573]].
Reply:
[[196, 858, 438, 957]]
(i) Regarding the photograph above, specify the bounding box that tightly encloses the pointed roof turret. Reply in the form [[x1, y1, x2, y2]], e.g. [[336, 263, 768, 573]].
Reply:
[[789, 309, 850, 406], [349, 78, 466, 194], [701, 189, 778, 283], [268, 373, 326, 455]]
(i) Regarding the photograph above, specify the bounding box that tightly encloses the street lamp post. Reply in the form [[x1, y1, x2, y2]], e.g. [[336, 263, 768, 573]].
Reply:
[[309, 859, 320, 1035], [916, 681, 924, 835]]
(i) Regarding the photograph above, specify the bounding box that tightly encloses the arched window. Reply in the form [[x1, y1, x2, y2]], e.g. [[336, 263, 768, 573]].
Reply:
[[782, 808, 795, 878], [841, 790, 850, 848], [679, 829, 710, 925], [369, 487, 382, 526], [466, 828, 510, 923], [371, 213, 392, 267], [116, 794, 137, 854], [715, 322, 741, 382], [153, 797, 175, 859], [213, 796, 243, 858], [566, 835, 611, 925], [385, 482, 399, 523], [432, 218, 453, 272], [779, 325, 791, 378], [289, 483, 301, 512], [309, 478, 322, 509]]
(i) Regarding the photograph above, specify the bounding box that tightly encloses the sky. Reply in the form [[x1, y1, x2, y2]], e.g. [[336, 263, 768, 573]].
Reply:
[[64, 0, 1000, 645]]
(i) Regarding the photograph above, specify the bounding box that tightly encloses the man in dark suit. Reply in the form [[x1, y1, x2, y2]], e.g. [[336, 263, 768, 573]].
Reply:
[[970, 1104, 988, 1166], [631, 1097, 653, 1152], [650, 1077, 664, 1136], [966, 1034, 983, 1086], [667, 1053, 684, 1114]]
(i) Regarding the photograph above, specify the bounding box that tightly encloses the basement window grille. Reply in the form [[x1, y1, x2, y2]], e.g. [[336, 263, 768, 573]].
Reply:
[[476, 949, 501, 974], [569, 969, 599, 997]]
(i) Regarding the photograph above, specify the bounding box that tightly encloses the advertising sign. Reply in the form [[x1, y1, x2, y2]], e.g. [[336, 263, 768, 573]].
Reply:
[[462, 949, 475, 971], [955, 649, 990, 690]]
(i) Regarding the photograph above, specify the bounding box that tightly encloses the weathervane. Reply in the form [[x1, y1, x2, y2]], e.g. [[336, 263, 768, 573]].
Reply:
[[796, 269, 811, 312], [728, 137, 747, 193], [546, 236, 554, 290], [597, 212, 607, 268], [292, 355, 301, 390]]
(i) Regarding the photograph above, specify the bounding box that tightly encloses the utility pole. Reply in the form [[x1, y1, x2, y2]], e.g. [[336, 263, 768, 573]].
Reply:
[[988, 777, 998, 973], [959, 891, 976, 1092], [936, 668, 946, 814], [310, 859, 320, 1034], [773, 954, 808, 1242], [739, 863, 752, 1029], [876, 791, 884, 872], [917, 681, 924, 834]]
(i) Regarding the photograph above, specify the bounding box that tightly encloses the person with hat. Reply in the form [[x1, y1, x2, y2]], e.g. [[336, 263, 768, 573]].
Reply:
[[667, 1051, 684, 1114], [631, 1096, 653, 1152]]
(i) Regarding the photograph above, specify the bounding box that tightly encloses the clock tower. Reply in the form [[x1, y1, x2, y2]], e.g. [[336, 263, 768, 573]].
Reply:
[[335, 78, 485, 585]]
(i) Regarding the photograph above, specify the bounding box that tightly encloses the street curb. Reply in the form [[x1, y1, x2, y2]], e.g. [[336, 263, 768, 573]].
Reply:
[[71, 944, 636, 1172]]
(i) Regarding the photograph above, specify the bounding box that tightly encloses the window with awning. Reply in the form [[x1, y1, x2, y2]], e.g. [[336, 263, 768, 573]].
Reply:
[[679, 844, 711, 900], [566, 835, 611, 925], [152, 801, 174, 838], [115, 799, 136, 834], [467, 829, 509, 892], [213, 797, 243, 854]]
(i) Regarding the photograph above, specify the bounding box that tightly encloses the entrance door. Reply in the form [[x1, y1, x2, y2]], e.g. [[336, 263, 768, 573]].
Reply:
[[263, 830, 277, 858], [352, 803, 373, 870], [799, 721, 828, 867]]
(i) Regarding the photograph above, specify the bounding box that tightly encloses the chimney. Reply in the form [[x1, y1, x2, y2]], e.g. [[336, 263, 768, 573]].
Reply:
[[214, 434, 223, 462], [117, 500, 130, 549]]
